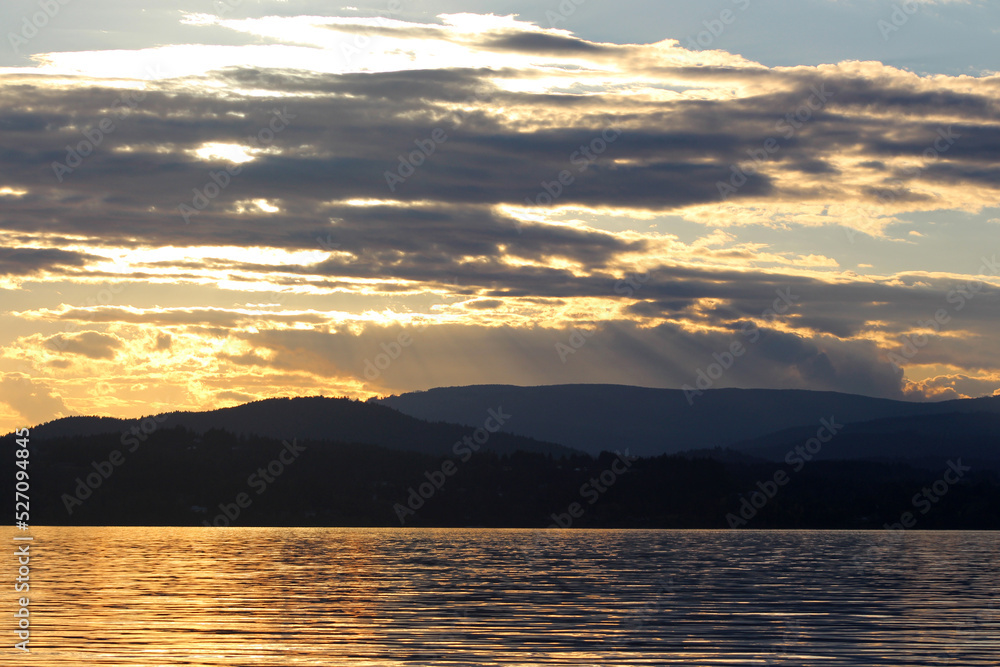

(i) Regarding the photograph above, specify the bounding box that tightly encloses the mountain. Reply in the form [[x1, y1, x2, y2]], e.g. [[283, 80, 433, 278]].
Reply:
[[378, 384, 1000, 457], [733, 411, 1000, 470], [20, 396, 576, 458], [26, 387, 999, 464], [7, 389, 1000, 528]]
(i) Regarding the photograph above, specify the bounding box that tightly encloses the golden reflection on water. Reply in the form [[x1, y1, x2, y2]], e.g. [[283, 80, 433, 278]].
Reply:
[[3, 527, 999, 665]]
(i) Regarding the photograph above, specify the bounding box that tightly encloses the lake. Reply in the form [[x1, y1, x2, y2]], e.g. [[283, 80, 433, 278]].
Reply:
[[7, 527, 999, 665]]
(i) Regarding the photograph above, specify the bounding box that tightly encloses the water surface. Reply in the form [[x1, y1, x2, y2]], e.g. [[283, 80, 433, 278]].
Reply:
[[7, 527, 999, 665]]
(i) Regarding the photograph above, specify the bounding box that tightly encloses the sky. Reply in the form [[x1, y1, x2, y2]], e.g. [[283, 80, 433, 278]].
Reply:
[[1, 0, 999, 431]]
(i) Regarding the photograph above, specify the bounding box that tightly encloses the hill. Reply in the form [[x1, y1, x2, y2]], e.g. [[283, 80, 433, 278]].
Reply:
[[378, 385, 1000, 458], [19, 396, 576, 458], [733, 411, 1000, 470]]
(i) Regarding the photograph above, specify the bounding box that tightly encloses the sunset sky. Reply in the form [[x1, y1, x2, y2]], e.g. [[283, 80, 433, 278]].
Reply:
[[1, 0, 999, 432]]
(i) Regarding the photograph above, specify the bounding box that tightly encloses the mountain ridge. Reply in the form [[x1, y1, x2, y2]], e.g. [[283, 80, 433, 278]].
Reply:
[[16, 396, 576, 458], [378, 384, 1000, 457]]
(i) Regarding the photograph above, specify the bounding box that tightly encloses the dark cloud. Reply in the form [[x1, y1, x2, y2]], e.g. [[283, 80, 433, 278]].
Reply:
[[0, 65, 994, 255], [215, 320, 907, 400], [482, 31, 610, 55], [0, 247, 100, 276], [155, 332, 172, 350], [42, 331, 122, 360], [464, 299, 503, 310], [216, 390, 256, 402]]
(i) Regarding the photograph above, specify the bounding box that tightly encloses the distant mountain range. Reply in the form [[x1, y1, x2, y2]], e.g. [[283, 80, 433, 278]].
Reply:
[[22, 396, 575, 457], [735, 411, 1000, 468], [7, 385, 1000, 527], [20, 385, 1000, 467], [378, 384, 1000, 465]]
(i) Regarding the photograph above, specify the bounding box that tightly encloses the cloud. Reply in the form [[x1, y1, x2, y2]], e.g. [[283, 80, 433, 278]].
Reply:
[[0, 247, 100, 276], [22, 306, 331, 329], [903, 373, 1000, 400], [216, 390, 256, 402], [0, 375, 72, 426], [1, 37, 997, 251], [42, 331, 123, 360], [212, 320, 909, 401], [0, 11, 998, 416], [481, 31, 612, 55]]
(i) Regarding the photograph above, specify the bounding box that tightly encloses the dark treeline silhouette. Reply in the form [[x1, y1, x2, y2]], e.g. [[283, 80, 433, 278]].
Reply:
[[8, 426, 1000, 528]]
